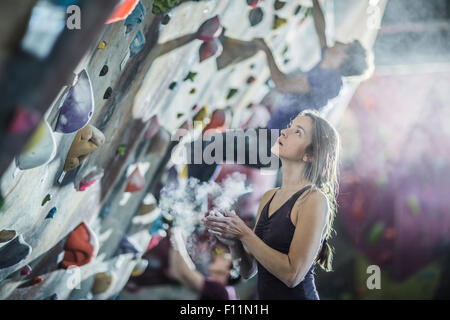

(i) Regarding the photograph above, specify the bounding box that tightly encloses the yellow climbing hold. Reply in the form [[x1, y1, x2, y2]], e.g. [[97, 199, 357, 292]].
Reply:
[[98, 41, 107, 49]]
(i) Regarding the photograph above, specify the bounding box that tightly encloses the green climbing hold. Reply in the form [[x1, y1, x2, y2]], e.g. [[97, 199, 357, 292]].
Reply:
[[41, 194, 51, 206], [304, 7, 312, 18], [226, 88, 238, 100], [183, 71, 198, 82], [407, 194, 421, 216], [0, 194, 4, 211], [189, 88, 196, 94], [366, 221, 385, 245], [117, 145, 127, 156], [152, 0, 181, 15], [176, 113, 184, 118]]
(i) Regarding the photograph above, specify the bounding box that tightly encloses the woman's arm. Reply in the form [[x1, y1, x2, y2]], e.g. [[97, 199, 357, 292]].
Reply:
[[312, 0, 328, 49], [206, 190, 329, 288]]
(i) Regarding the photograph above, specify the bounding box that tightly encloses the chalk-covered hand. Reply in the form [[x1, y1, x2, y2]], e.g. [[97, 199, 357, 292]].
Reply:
[[203, 210, 251, 241]]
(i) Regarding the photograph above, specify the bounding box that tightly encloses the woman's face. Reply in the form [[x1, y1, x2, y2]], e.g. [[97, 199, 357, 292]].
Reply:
[[271, 115, 314, 163]]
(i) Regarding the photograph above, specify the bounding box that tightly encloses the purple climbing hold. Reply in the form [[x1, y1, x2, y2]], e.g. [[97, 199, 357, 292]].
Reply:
[[196, 15, 223, 42], [120, 237, 140, 254], [21, 264, 32, 276], [55, 69, 94, 133]]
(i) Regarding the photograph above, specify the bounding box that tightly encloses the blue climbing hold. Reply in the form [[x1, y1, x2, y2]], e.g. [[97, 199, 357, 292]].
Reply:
[[46, 207, 57, 219], [129, 30, 146, 57]]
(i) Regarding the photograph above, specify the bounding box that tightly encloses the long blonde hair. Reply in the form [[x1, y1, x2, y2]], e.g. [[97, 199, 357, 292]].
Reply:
[[297, 109, 340, 272]]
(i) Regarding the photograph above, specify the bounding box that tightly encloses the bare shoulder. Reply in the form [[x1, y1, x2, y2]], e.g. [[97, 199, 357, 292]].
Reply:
[[292, 187, 329, 223]]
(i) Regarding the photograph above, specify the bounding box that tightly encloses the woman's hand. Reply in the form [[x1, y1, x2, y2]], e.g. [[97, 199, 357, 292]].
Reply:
[[203, 210, 252, 241]]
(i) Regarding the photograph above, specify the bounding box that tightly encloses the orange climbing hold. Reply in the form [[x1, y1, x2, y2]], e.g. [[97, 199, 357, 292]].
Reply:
[[106, 0, 140, 24]]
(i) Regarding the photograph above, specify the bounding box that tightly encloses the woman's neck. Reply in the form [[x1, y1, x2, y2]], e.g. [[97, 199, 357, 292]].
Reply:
[[280, 160, 312, 192]]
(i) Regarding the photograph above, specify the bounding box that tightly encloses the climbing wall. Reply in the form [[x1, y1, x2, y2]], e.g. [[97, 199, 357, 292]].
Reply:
[[0, 0, 384, 300]]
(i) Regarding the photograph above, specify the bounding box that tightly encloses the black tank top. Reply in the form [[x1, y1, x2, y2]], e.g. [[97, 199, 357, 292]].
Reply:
[[254, 185, 323, 300]]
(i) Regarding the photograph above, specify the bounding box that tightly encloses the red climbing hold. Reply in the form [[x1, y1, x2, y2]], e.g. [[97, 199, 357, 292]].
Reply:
[[125, 167, 145, 192]]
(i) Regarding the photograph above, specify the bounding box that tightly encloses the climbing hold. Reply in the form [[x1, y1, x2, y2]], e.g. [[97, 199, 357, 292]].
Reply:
[[16, 120, 57, 170], [304, 7, 312, 17], [129, 30, 146, 57], [169, 81, 177, 90], [125, 167, 145, 192], [407, 194, 421, 216], [144, 115, 160, 139], [21, 265, 32, 276], [249, 7, 264, 26], [196, 15, 223, 42], [176, 112, 184, 118], [138, 203, 157, 215], [284, 58, 290, 64], [117, 144, 127, 156], [59, 222, 98, 269], [41, 194, 51, 206], [282, 45, 289, 55], [273, 15, 287, 30], [0, 235, 32, 269], [161, 14, 171, 25], [104, 87, 113, 100], [199, 38, 223, 63], [0, 194, 4, 211], [294, 5, 302, 15], [92, 272, 115, 295], [250, 63, 255, 69], [46, 207, 57, 219], [247, 76, 256, 84], [63, 125, 105, 172], [131, 259, 148, 277], [100, 206, 110, 218], [274, 0, 286, 10], [384, 227, 396, 240], [77, 167, 104, 191], [55, 69, 95, 133], [366, 221, 385, 245], [55, 69, 94, 133], [124, 0, 146, 33], [106, 0, 140, 24], [203, 109, 226, 134], [147, 129, 170, 156], [226, 88, 238, 100], [183, 71, 198, 82], [192, 104, 199, 112], [120, 236, 140, 254], [44, 293, 58, 300], [7, 107, 40, 135], [99, 65, 108, 77], [31, 276, 43, 285], [193, 106, 209, 123], [0, 230, 17, 243], [189, 88, 196, 94], [98, 41, 107, 49], [152, 0, 181, 15], [247, 0, 263, 9]]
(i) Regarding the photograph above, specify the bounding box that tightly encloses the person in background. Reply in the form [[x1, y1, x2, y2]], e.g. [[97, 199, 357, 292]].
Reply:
[[253, 0, 373, 131], [168, 228, 239, 300]]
